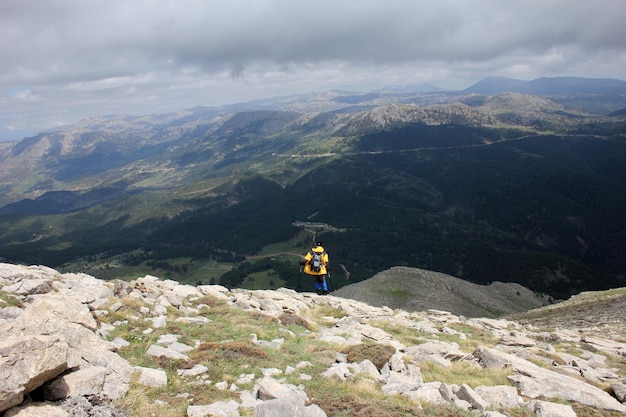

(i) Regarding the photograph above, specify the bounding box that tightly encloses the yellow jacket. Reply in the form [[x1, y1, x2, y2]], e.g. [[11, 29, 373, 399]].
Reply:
[[303, 245, 329, 275]]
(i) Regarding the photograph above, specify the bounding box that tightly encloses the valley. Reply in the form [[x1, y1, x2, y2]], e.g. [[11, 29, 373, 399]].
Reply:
[[1, 78, 625, 300]]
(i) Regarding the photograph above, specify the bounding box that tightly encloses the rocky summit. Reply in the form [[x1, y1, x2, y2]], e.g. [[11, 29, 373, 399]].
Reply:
[[0, 262, 625, 417]]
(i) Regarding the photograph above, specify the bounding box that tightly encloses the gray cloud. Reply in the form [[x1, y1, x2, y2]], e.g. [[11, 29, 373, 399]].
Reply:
[[1, 0, 625, 140]]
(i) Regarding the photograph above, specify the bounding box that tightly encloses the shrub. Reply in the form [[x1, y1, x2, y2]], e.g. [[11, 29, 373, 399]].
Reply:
[[278, 312, 311, 330], [343, 343, 396, 370]]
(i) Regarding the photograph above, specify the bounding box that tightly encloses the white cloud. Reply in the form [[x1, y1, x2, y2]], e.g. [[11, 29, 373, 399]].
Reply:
[[1, 0, 626, 141]]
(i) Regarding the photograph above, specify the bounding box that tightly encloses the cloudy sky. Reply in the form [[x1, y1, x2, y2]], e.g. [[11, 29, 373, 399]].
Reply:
[[2, 0, 625, 141]]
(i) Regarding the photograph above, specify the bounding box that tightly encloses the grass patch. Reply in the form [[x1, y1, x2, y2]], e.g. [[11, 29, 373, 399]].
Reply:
[[307, 378, 475, 417], [442, 323, 500, 352], [240, 270, 285, 290], [367, 319, 431, 347], [104, 291, 342, 416], [306, 378, 423, 417], [419, 359, 513, 387], [572, 403, 626, 417], [311, 305, 347, 320], [0, 291, 23, 308], [381, 289, 412, 304], [278, 312, 312, 330]]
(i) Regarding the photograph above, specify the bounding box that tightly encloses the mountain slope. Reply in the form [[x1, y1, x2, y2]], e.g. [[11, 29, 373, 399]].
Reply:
[[1, 88, 626, 300], [1, 262, 625, 416], [464, 76, 626, 114], [510, 287, 626, 333], [333, 266, 551, 318]]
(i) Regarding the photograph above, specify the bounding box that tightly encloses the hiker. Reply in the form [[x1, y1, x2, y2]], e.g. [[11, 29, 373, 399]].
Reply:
[[299, 241, 329, 295]]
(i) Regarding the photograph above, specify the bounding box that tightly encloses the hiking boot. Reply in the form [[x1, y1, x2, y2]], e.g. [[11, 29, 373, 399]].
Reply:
[[317, 289, 323, 295], [323, 290, 329, 295]]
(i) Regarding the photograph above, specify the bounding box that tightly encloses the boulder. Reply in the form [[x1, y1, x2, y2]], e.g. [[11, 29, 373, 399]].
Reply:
[[528, 399, 577, 417], [134, 367, 168, 388], [43, 366, 107, 400], [12, 293, 98, 334], [254, 397, 327, 417], [581, 336, 626, 357], [474, 346, 626, 412], [474, 385, 521, 408], [197, 284, 231, 300], [0, 306, 23, 320], [3, 289, 132, 402], [256, 377, 308, 403], [455, 383, 490, 410], [178, 364, 209, 378], [0, 335, 68, 413], [146, 344, 189, 360], [381, 365, 423, 395], [2, 278, 54, 296], [187, 401, 239, 417], [404, 340, 468, 365], [611, 382, 626, 402], [404, 381, 449, 404], [54, 272, 114, 303]]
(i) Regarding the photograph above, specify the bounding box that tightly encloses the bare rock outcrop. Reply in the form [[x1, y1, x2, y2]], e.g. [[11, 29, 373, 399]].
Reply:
[[474, 346, 626, 412], [0, 264, 132, 414], [0, 335, 69, 412], [1, 262, 625, 416]]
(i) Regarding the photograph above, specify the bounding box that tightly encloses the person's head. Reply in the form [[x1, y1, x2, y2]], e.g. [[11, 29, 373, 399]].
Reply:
[[315, 241, 323, 247]]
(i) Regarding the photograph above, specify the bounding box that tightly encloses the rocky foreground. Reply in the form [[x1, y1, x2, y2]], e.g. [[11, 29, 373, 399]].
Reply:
[[0, 262, 625, 417]]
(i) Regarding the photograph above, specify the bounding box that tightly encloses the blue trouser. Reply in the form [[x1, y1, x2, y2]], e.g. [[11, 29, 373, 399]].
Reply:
[[314, 275, 328, 291]]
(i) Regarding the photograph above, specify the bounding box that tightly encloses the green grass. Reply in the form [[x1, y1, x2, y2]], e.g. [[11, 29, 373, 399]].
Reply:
[[256, 234, 308, 256], [419, 360, 513, 387], [105, 293, 464, 416], [381, 289, 412, 304], [0, 290, 23, 308], [240, 270, 285, 290], [16, 275, 620, 417]]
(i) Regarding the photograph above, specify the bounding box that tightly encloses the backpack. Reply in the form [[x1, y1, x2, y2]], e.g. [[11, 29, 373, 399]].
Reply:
[[309, 251, 324, 272]]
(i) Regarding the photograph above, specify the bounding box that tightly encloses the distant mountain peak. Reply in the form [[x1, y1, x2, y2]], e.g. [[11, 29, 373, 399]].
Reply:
[[465, 76, 626, 96]]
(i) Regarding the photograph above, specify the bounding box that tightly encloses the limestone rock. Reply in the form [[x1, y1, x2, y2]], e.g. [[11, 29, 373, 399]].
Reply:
[[528, 399, 577, 417], [197, 284, 231, 300], [134, 367, 168, 387], [474, 346, 626, 412], [43, 366, 107, 400], [581, 336, 626, 357], [0, 306, 23, 320], [1, 262, 624, 416], [3, 278, 54, 296], [256, 377, 308, 403], [4, 401, 70, 417], [187, 401, 239, 417], [474, 385, 521, 408], [146, 344, 189, 360], [455, 383, 490, 410], [405, 381, 449, 404], [178, 364, 209, 378], [254, 397, 327, 417], [611, 382, 626, 402], [0, 335, 69, 413]]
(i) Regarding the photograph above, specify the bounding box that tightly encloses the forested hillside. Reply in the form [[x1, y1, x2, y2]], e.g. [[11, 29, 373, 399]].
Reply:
[[1, 87, 625, 299]]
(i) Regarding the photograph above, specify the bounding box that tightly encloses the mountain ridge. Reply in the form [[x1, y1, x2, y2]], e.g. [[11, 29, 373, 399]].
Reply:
[[465, 76, 626, 96], [332, 266, 551, 318]]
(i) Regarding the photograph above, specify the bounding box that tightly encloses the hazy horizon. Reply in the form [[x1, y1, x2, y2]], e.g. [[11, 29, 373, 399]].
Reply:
[[2, 0, 626, 141]]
